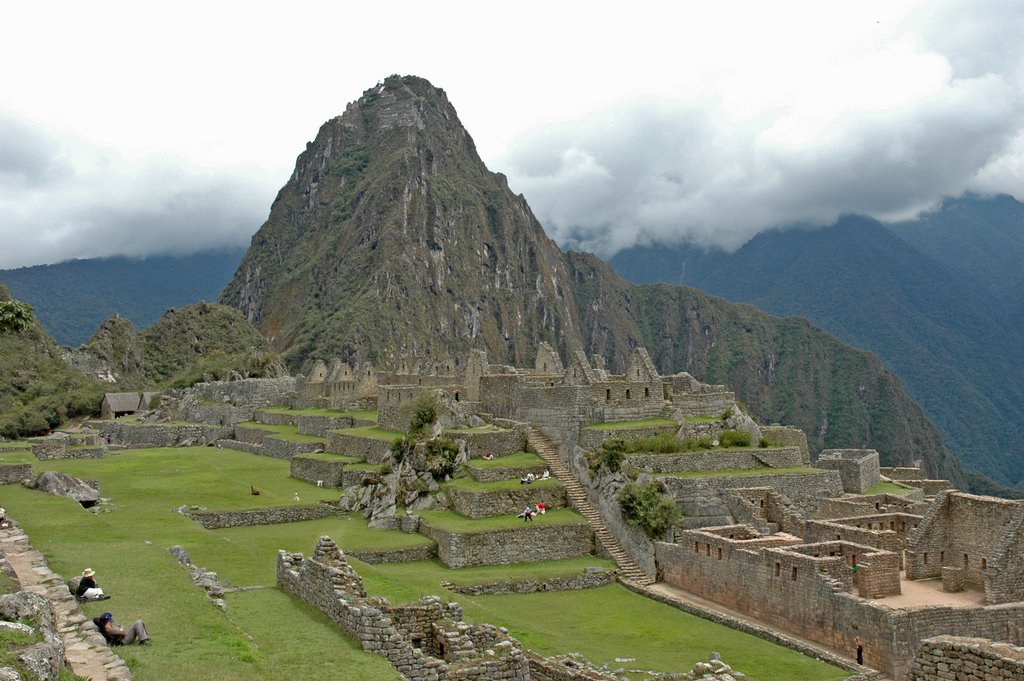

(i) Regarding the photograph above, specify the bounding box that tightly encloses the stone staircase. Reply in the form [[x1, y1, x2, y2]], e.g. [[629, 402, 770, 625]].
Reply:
[[526, 428, 654, 586]]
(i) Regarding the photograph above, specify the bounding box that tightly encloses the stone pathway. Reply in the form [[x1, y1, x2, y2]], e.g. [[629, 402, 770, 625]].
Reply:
[[0, 526, 131, 680], [527, 428, 654, 586]]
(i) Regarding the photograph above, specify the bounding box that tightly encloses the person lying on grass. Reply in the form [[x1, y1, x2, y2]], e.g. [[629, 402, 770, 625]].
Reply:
[[94, 611, 151, 646]]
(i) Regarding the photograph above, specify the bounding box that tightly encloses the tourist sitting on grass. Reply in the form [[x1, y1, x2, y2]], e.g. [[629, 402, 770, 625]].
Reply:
[[535, 502, 546, 515], [540, 470, 551, 480], [0, 507, 11, 529], [482, 453, 494, 460], [517, 506, 534, 521], [94, 611, 150, 646], [520, 473, 536, 484], [76, 568, 109, 601]]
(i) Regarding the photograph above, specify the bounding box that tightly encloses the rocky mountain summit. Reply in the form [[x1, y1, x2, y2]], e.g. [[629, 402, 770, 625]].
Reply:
[[220, 75, 968, 485]]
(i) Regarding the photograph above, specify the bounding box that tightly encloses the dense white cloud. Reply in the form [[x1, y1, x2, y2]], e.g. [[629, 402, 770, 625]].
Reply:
[[500, 1, 1024, 255], [1, 0, 1022, 266]]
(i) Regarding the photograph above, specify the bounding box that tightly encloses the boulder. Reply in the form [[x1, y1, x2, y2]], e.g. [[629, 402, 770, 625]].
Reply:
[[23, 472, 99, 508]]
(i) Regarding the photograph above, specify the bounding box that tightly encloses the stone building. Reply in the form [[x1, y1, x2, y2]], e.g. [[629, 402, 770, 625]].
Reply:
[[100, 391, 158, 419]]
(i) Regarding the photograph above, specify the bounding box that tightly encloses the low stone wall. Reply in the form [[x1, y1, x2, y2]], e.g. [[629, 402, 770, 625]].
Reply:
[[444, 485, 566, 519], [906, 636, 1024, 680], [326, 432, 394, 463], [291, 456, 348, 487], [468, 462, 548, 483], [215, 439, 264, 455], [759, 425, 810, 463], [0, 463, 31, 484], [233, 424, 268, 445], [346, 545, 437, 564], [254, 410, 295, 426], [419, 519, 594, 568], [188, 377, 298, 407], [179, 402, 255, 427], [444, 568, 614, 596], [880, 466, 925, 481], [577, 425, 677, 451], [278, 536, 532, 680], [446, 428, 525, 458], [818, 493, 926, 518], [659, 470, 843, 515], [296, 415, 356, 437], [99, 422, 233, 448], [527, 653, 620, 681], [899, 479, 953, 496], [184, 504, 341, 529], [31, 439, 105, 460], [262, 437, 324, 460], [623, 447, 802, 474]]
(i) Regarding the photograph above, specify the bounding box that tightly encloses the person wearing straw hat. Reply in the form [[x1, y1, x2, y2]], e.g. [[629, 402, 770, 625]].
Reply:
[[76, 568, 108, 601]]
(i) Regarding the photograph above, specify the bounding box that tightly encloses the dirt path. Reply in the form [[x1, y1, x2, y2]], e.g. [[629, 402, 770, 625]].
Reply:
[[0, 526, 131, 680]]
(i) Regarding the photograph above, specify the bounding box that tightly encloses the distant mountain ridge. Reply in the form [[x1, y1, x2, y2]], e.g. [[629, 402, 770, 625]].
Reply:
[[0, 248, 246, 346], [608, 196, 1024, 490], [219, 75, 970, 489]]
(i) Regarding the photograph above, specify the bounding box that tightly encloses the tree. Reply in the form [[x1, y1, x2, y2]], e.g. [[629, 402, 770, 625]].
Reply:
[[0, 300, 36, 334]]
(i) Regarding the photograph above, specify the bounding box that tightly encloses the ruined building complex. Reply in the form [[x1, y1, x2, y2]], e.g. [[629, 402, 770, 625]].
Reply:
[[81, 343, 1024, 680]]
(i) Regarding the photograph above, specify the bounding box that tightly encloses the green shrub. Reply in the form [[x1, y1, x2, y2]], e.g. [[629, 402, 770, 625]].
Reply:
[[406, 394, 437, 438], [759, 436, 781, 448], [618, 482, 680, 539], [423, 437, 459, 479], [720, 407, 734, 422], [719, 430, 752, 447], [390, 437, 411, 463]]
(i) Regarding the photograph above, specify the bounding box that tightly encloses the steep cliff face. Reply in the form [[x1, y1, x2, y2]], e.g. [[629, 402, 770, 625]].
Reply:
[[220, 75, 584, 369], [219, 76, 967, 485]]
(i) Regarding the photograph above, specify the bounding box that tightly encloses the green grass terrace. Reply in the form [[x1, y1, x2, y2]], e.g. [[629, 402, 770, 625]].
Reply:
[[580, 418, 677, 431], [330, 425, 403, 441], [294, 452, 363, 464], [417, 508, 587, 533], [260, 407, 379, 421], [236, 422, 326, 443], [466, 451, 544, 468], [861, 481, 917, 496], [0, 445, 848, 681], [442, 476, 562, 493]]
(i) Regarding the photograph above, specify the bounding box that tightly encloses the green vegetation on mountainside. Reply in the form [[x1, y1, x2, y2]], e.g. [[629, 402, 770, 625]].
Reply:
[[0, 285, 105, 438]]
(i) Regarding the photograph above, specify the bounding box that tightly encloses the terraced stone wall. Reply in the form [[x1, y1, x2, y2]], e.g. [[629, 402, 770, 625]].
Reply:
[[577, 425, 677, 452], [622, 447, 803, 475], [178, 402, 255, 427], [418, 520, 594, 568], [468, 463, 547, 484], [290, 456, 347, 487], [444, 485, 566, 519], [447, 428, 525, 458], [185, 504, 340, 529], [658, 470, 843, 515], [906, 636, 1024, 680], [188, 378, 298, 407], [31, 440, 104, 460], [326, 432, 393, 463], [96, 421, 232, 448], [0, 463, 31, 484], [445, 569, 614, 596]]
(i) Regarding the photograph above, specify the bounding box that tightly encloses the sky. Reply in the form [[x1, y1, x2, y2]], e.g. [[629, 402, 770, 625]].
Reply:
[[2, 0, 1023, 268]]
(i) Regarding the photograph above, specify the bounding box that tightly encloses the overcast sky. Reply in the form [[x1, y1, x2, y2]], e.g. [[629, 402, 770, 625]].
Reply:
[[2, 0, 1022, 269]]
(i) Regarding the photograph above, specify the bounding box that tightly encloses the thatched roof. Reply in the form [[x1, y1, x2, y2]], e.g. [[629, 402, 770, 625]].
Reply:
[[102, 392, 143, 412]]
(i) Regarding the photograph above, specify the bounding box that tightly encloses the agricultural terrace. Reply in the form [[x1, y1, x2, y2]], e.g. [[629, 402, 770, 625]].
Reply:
[[0, 446, 847, 681]]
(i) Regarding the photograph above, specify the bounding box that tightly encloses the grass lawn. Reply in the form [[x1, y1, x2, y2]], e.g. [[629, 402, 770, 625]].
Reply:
[[0, 450, 35, 464], [661, 466, 824, 479], [443, 426, 510, 434], [862, 481, 916, 496], [467, 451, 543, 468], [0, 442, 31, 449], [684, 415, 720, 423], [580, 418, 677, 431], [0, 446, 846, 681], [332, 425, 403, 441], [261, 408, 378, 422]]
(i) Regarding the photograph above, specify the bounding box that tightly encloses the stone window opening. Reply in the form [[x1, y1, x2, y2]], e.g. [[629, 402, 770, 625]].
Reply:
[[605, 389, 610, 401], [791, 566, 797, 581], [964, 553, 969, 568], [924, 553, 928, 565], [717, 547, 722, 560], [940, 551, 944, 564], [982, 558, 987, 570], [836, 535, 842, 541], [705, 544, 711, 556], [644, 387, 649, 398], [626, 389, 631, 400], [694, 541, 700, 553], [775, 562, 781, 577], [759, 500, 764, 508]]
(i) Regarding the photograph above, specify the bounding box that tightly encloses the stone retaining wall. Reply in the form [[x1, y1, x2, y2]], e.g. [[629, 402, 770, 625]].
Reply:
[[188, 377, 298, 407], [419, 520, 594, 568], [215, 439, 263, 455], [444, 485, 567, 519], [444, 569, 614, 596], [577, 425, 677, 451], [296, 415, 356, 437], [0, 463, 31, 484], [906, 636, 1024, 680], [468, 463, 548, 484], [291, 456, 348, 487], [278, 536, 532, 680], [262, 437, 324, 460], [184, 504, 340, 529], [233, 424, 268, 445], [623, 447, 802, 474], [526, 654, 622, 681], [342, 467, 383, 487], [31, 439, 105, 460], [445, 428, 525, 458], [659, 470, 843, 515], [179, 402, 255, 427], [99, 422, 232, 448], [899, 479, 953, 496], [254, 410, 295, 426], [326, 432, 394, 463], [346, 545, 437, 564]]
